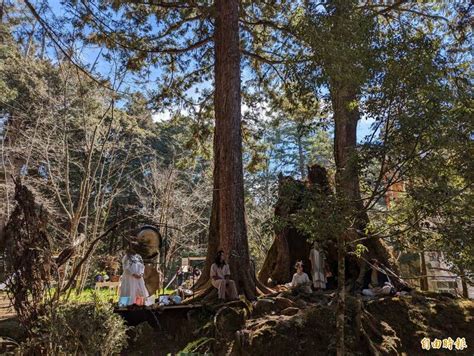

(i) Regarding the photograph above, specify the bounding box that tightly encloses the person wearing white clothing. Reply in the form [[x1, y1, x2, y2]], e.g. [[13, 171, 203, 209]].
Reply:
[[361, 259, 394, 297], [291, 261, 312, 294], [119, 250, 149, 305], [210, 250, 238, 301], [309, 241, 327, 290]]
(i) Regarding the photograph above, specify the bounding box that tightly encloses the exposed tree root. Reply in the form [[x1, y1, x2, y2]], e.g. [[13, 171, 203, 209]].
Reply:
[[186, 277, 274, 306], [255, 277, 275, 295], [361, 327, 381, 356]]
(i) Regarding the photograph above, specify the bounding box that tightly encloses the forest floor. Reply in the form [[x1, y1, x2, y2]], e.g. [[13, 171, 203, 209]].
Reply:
[[126, 290, 473, 355]]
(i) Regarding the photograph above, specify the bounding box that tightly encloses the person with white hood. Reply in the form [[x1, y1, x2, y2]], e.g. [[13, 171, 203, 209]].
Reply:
[[309, 241, 327, 290], [119, 242, 149, 306]]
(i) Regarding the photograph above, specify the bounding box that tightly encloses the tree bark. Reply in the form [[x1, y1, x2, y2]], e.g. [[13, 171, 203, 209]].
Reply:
[[332, 84, 363, 209], [419, 252, 429, 291], [459, 267, 468, 298], [336, 230, 346, 356], [330, 79, 399, 354], [201, 0, 256, 299]]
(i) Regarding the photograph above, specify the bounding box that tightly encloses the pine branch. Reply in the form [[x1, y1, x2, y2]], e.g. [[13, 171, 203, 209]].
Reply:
[[156, 36, 212, 54], [242, 50, 287, 64], [128, 0, 203, 9], [22, 0, 121, 93]]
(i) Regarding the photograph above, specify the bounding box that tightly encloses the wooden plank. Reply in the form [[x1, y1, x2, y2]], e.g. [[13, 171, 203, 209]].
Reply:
[[114, 303, 203, 313]]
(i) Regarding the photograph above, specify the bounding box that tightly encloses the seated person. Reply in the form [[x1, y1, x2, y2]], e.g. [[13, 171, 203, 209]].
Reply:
[[291, 261, 312, 294], [193, 266, 201, 279], [362, 259, 394, 297], [210, 250, 239, 301]]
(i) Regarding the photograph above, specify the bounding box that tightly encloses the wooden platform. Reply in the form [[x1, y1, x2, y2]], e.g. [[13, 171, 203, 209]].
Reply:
[[114, 303, 204, 328], [114, 303, 203, 312]]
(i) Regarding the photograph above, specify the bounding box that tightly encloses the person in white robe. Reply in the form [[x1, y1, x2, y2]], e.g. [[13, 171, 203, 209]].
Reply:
[[291, 261, 312, 293], [119, 249, 149, 305], [309, 241, 327, 290]]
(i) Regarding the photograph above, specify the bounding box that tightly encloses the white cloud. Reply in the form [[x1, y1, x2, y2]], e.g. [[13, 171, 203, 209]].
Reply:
[[152, 110, 172, 123]]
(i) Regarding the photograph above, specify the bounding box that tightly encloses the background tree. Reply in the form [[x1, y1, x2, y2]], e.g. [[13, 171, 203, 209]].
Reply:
[[135, 162, 212, 279]]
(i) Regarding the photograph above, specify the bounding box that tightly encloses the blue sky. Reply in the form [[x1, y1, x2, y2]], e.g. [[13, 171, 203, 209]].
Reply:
[[357, 117, 375, 142]]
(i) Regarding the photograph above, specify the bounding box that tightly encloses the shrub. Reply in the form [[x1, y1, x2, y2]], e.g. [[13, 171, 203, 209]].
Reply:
[[19, 299, 128, 355]]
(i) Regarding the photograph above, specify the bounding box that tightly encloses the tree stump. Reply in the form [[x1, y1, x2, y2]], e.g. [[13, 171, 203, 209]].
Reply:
[[259, 165, 334, 285], [258, 164, 399, 289]]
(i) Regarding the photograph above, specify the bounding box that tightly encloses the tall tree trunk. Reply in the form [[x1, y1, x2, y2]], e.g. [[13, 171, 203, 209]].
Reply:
[[202, 0, 255, 299], [331, 81, 361, 356], [333, 86, 362, 209], [331, 81, 400, 352]]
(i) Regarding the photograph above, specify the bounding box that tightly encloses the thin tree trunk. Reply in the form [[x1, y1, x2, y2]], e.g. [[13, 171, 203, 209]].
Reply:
[[40, 29, 46, 60], [296, 132, 306, 179], [25, 21, 38, 57], [0, 0, 5, 25], [459, 267, 468, 298], [461, 277, 469, 299], [336, 230, 346, 356], [202, 0, 255, 299], [195, 142, 219, 290], [420, 252, 429, 291]]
